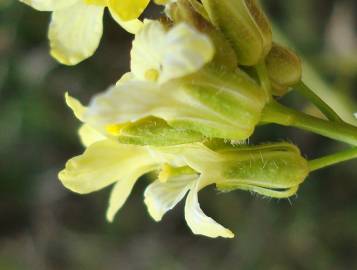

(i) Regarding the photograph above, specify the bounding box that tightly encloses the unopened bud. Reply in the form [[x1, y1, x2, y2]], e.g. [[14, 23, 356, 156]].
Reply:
[[266, 43, 302, 96], [202, 0, 272, 66], [214, 142, 309, 198]]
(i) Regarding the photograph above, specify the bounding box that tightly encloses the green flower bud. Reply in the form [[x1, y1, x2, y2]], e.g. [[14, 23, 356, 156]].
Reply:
[[266, 43, 302, 96], [108, 116, 204, 146], [201, 0, 272, 66], [169, 0, 238, 70], [211, 142, 309, 198]]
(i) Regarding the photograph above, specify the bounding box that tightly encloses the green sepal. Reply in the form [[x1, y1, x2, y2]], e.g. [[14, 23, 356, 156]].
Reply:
[[201, 0, 272, 66], [117, 116, 205, 146], [174, 65, 267, 140], [214, 142, 309, 198]]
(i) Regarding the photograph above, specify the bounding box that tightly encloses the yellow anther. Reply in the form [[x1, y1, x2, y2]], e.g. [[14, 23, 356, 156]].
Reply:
[[145, 69, 160, 82], [106, 123, 128, 136]]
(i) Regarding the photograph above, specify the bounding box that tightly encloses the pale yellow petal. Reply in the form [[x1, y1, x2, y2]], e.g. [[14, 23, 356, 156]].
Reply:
[[144, 174, 196, 221], [106, 165, 156, 222], [20, 0, 76, 11], [109, 8, 144, 34], [184, 180, 234, 238], [78, 124, 106, 147], [131, 21, 166, 81], [58, 140, 158, 194], [160, 23, 214, 83], [115, 72, 135, 86], [49, 2, 104, 65], [65, 92, 86, 121]]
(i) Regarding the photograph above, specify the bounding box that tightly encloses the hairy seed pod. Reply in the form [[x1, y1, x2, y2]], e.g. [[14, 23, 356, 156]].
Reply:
[[266, 43, 302, 96], [201, 0, 272, 66]]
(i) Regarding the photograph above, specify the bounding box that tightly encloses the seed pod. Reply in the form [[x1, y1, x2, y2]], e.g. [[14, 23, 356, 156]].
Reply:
[[201, 0, 272, 66], [266, 43, 302, 96], [210, 142, 309, 198]]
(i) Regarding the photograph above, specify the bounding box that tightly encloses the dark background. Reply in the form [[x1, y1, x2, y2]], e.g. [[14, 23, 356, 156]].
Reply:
[[0, 0, 356, 269]]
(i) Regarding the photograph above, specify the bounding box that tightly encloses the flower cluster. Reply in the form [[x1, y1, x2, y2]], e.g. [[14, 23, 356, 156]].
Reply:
[[20, 0, 357, 238]]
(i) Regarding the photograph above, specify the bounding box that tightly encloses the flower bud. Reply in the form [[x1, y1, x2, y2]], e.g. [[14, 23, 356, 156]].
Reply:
[[168, 0, 238, 70], [211, 142, 309, 198], [201, 0, 272, 66], [107, 116, 204, 146], [266, 43, 302, 96]]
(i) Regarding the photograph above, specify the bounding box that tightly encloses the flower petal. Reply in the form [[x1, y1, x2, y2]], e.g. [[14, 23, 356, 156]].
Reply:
[[78, 124, 106, 147], [49, 2, 104, 65], [160, 23, 214, 83], [58, 140, 158, 194], [144, 174, 196, 221], [20, 0, 76, 11], [65, 92, 86, 121], [131, 21, 214, 83], [106, 165, 155, 222], [131, 21, 166, 81], [84, 79, 252, 140], [184, 180, 234, 238], [107, 0, 150, 21], [108, 9, 144, 34]]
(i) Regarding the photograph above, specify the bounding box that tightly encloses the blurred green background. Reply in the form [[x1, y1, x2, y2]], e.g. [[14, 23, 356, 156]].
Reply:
[[1, 0, 357, 269]]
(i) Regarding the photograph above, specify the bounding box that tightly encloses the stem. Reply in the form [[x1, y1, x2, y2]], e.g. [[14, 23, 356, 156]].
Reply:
[[261, 101, 357, 146], [294, 81, 344, 123], [309, 147, 357, 171]]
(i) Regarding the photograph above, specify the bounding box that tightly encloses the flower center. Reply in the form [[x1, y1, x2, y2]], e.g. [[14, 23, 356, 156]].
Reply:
[[145, 69, 160, 82]]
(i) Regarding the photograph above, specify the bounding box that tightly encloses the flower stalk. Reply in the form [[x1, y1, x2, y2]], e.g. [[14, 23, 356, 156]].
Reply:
[[309, 147, 357, 172], [261, 100, 357, 146]]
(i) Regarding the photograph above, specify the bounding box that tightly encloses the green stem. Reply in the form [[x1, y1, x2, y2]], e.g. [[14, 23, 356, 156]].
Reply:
[[309, 147, 357, 171], [294, 81, 344, 123], [261, 101, 357, 146]]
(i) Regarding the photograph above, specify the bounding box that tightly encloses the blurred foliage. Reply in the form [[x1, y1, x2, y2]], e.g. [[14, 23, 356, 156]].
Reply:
[[0, 0, 356, 269]]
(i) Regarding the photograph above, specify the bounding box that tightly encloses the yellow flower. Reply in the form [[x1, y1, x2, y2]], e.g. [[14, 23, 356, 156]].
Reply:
[[85, 65, 266, 142], [129, 20, 215, 84], [19, 0, 151, 65], [59, 126, 308, 239], [63, 92, 308, 238], [64, 93, 234, 238]]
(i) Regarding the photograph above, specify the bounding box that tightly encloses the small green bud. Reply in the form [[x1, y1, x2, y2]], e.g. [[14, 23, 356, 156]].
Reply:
[[265, 43, 302, 96], [108, 116, 204, 146], [201, 0, 272, 66], [212, 142, 309, 198]]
